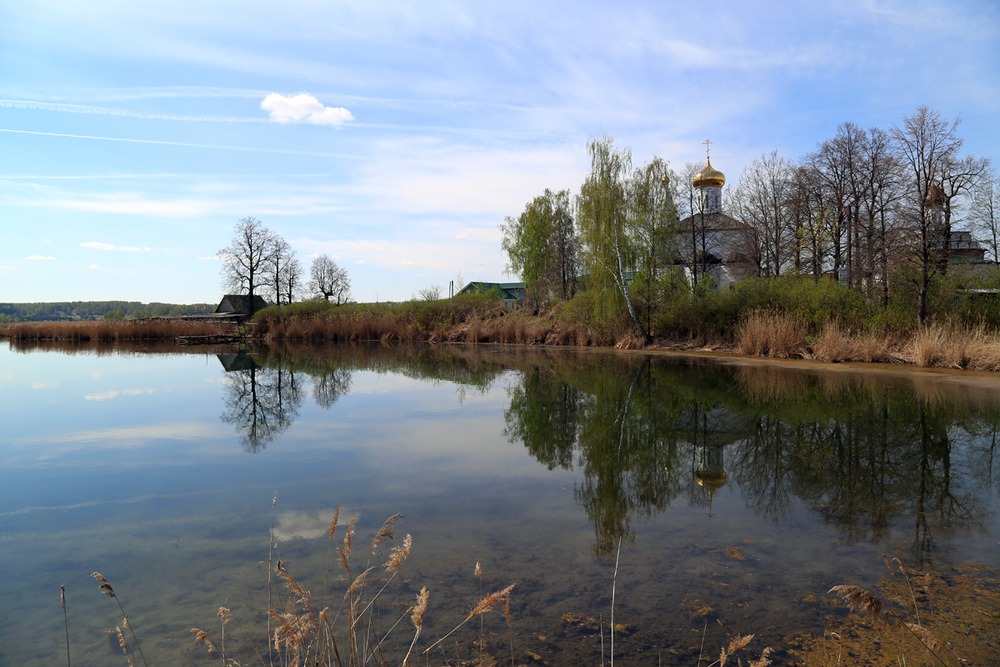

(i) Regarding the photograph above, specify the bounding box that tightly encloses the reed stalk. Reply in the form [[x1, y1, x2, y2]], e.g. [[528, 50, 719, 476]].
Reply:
[[92, 572, 148, 667], [61, 585, 71, 667]]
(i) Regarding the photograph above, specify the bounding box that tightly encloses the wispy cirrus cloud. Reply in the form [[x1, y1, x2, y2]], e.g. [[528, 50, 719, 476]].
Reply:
[[0, 98, 265, 123], [25, 255, 56, 261], [260, 93, 354, 126], [0, 128, 360, 158], [81, 241, 152, 252]]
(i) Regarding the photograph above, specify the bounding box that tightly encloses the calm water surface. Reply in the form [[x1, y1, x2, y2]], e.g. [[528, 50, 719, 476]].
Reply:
[[0, 342, 997, 665]]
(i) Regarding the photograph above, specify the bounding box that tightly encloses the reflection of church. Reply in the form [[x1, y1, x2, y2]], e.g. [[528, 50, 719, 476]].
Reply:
[[695, 443, 728, 517], [683, 404, 753, 516], [676, 143, 753, 289]]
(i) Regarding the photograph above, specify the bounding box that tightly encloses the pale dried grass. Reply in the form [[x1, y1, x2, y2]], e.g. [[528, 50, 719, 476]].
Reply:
[[736, 311, 807, 358], [904, 324, 1000, 370], [810, 322, 853, 362], [6, 319, 233, 342]]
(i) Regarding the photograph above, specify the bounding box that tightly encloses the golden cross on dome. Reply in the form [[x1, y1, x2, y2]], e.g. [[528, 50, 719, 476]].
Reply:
[[704, 138, 712, 160]]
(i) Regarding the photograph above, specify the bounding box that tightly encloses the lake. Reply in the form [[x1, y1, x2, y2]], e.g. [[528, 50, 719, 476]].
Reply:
[[1, 342, 997, 665]]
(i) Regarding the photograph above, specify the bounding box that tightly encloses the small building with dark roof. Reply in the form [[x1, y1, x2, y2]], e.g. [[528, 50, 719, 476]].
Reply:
[[214, 294, 269, 320]]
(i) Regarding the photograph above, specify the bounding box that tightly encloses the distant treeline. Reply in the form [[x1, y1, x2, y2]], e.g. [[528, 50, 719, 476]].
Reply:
[[0, 301, 215, 322]]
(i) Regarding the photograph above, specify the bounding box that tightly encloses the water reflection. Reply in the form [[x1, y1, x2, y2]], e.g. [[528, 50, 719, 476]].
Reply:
[[500, 354, 998, 563], [219, 352, 302, 452], [212, 344, 997, 563]]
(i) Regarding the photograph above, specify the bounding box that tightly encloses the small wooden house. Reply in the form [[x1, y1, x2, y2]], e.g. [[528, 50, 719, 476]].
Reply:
[[215, 294, 268, 320]]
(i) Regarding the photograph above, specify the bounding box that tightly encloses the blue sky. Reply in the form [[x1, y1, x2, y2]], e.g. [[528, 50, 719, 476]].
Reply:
[[1, 0, 997, 305]]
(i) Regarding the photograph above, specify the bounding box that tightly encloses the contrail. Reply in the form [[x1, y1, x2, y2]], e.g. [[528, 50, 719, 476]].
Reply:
[[0, 128, 358, 159], [0, 98, 264, 123]]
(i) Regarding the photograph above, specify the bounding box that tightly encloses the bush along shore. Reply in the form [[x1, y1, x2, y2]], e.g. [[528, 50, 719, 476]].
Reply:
[[6, 277, 1000, 372]]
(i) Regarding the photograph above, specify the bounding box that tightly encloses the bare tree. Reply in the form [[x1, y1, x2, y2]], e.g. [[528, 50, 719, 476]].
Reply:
[[934, 153, 991, 274], [731, 151, 795, 277], [417, 285, 443, 301], [279, 255, 305, 305], [309, 255, 351, 304], [971, 166, 1000, 264], [677, 162, 706, 286], [891, 107, 965, 323], [265, 236, 303, 306], [217, 216, 275, 314], [858, 126, 905, 305], [786, 164, 829, 279]]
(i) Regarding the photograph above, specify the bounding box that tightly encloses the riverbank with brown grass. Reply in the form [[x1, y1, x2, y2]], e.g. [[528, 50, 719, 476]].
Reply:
[[0, 318, 235, 343], [6, 304, 1000, 373]]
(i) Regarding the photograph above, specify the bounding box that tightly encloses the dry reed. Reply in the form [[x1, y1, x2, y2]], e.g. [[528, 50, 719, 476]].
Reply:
[[423, 583, 516, 656], [188, 502, 517, 667], [819, 554, 980, 666], [60, 585, 71, 667], [809, 322, 851, 362], [735, 311, 807, 358], [4, 319, 233, 343], [903, 323, 1000, 370], [91, 572, 148, 666], [828, 584, 883, 619]]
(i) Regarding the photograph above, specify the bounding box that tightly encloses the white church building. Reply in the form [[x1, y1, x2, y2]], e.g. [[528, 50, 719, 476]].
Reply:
[[675, 148, 754, 289]]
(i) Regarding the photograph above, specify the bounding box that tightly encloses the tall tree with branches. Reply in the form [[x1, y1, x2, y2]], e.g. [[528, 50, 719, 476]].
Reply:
[[217, 216, 276, 315], [576, 136, 649, 342], [310, 255, 351, 304], [892, 106, 966, 324], [971, 166, 1000, 265], [266, 236, 303, 306], [501, 188, 578, 310]]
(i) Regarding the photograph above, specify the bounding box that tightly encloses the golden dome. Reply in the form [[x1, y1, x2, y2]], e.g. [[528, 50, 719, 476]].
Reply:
[[695, 470, 728, 493], [693, 157, 726, 189]]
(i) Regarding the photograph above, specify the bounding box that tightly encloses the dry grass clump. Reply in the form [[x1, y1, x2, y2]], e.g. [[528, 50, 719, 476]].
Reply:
[[903, 324, 1000, 370], [810, 323, 898, 363], [791, 554, 999, 666], [736, 311, 807, 358], [4, 319, 233, 343], [809, 322, 853, 362], [699, 632, 773, 667], [828, 584, 883, 620], [851, 331, 897, 363]]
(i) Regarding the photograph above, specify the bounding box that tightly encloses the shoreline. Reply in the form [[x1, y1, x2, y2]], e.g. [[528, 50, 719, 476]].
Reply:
[[7, 316, 1000, 382]]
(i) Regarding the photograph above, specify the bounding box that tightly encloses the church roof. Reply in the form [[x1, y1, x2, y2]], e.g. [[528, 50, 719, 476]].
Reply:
[[693, 157, 726, 189], [676, 211, 745, 232]]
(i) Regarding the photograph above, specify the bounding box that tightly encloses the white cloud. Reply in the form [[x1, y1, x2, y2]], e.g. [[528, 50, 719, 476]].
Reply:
[[81, 241, 152, 252], [0, 264, 11, 270], [81, 241, 115, 250], [260, 93, 354, 126], [88, 264, 100, 270], [25, 255, 56, 261]]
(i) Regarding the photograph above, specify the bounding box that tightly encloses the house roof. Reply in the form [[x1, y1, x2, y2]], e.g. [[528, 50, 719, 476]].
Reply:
[[215, 294, 269, 314], [676, 211, 747, 232], [457, 281, 526, 300]]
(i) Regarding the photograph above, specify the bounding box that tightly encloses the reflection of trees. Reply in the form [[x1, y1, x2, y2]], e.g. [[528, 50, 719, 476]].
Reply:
[[504, 366, 581, 471], [220, 354, 303, 453], [216, 343, 513, 451], [507, 357, 691, 555], [504, 354, 999, 559], [313, 368, 352, 408]]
